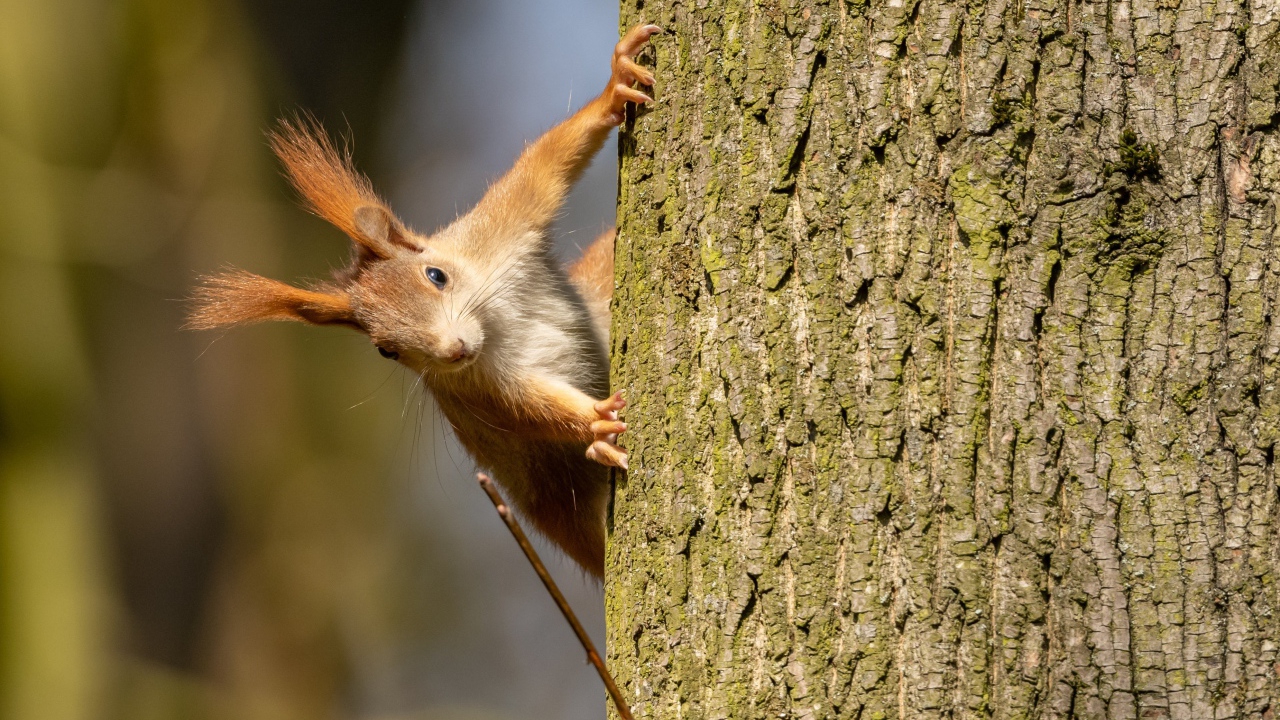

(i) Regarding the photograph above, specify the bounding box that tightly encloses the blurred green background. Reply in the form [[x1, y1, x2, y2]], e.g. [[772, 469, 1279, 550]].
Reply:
[[0, 0, 620, 718]]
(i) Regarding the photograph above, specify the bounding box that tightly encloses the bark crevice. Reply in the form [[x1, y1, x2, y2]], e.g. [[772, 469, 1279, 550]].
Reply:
[[608, 2, 1280, 718]]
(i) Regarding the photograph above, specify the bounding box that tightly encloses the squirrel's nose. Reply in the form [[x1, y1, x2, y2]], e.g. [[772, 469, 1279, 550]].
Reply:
[[445, 339, 471, 363]]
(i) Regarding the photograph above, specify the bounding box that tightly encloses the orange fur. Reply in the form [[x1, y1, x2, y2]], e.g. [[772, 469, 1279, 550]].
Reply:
[[188, 24, 661, 577], [468, 110, 616, 243], [428, 381, 610, 573], [568, 228, 614, 343], [187, 270, 356, 329], [270, 117, 403, 257], [445, 376, 601, 443]]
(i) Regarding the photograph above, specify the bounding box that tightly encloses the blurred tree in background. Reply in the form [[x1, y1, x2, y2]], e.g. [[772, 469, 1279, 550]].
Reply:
[[0, 0, 411, 716], [0, 1, 619, 719]]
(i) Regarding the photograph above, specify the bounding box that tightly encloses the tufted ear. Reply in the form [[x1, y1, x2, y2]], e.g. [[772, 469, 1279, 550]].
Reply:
[[353, 205, 422, 254], [187, 270, 360, 330], [270, 116, 421, 257]]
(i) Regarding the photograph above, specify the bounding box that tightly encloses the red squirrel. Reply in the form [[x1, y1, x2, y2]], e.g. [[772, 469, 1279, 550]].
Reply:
[[189, 24, 660, 576]]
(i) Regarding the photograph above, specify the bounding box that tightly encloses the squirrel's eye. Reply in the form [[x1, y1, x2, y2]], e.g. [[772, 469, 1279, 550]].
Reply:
[[377, 346, 399, 360], [425, 267, 448, 288]]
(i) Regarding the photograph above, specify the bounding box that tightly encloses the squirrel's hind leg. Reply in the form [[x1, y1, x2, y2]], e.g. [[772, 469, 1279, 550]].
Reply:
[[568, 228, 614, 343]]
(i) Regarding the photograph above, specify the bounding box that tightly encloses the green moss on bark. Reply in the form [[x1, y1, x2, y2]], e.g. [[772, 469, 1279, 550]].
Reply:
[[608, 2, 1280, 719]]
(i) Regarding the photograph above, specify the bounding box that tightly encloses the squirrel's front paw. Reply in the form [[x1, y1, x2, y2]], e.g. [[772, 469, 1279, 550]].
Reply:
[[603, 24, 661, 124], [585, 390, 628, 470]]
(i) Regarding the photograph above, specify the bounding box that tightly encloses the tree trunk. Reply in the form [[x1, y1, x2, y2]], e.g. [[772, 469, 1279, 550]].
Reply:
[[607, 1, 1280, 718]]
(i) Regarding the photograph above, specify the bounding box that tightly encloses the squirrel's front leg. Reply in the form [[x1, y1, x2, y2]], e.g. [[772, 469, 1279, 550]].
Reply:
[[463, 24, 660, 242], [508, 378, 629, 470], [562, 24, 659, 471]]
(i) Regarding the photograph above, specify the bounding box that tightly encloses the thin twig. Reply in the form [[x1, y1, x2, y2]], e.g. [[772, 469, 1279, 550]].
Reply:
[[476, 473, 634, 720]]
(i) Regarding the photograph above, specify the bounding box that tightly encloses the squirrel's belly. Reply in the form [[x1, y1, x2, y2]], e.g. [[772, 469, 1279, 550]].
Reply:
[[439, 403, 609, 572]]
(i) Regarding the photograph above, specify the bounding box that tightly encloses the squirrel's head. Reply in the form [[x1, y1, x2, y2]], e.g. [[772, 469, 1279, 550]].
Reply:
[[188, 118, 489, 374]]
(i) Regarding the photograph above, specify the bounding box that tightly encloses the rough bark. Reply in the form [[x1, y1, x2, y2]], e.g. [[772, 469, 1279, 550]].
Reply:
[[607, 1, 1280, 719]]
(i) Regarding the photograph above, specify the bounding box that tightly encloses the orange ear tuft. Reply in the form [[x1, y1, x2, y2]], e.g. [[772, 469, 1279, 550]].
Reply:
[[269, 116, 417, 256], [187, 269, 359, 330]]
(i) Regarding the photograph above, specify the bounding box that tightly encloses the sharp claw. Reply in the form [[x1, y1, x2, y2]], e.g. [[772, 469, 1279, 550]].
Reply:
[[594, 390, 627, 415], [616, 86, 654, 105], [617, 24, 660, 55], [615, 24, 661, 64], [587, 440, 629, 469], [618, 57, 655, 86], [592, 419, 627, 436]]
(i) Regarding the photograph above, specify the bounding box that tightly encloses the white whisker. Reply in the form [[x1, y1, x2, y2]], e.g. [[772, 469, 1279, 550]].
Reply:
[[401, 372, 425, 419]]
